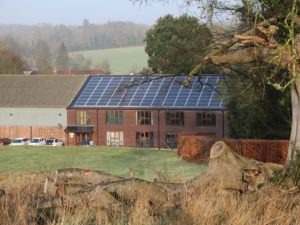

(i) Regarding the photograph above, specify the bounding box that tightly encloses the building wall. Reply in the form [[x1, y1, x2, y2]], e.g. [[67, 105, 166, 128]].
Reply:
[[0, 108, 67, 141], [0, 108, 66, 126], [67, 109, 228, 148]]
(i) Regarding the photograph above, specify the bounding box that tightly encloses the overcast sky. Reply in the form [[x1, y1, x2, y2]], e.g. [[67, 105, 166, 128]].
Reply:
[[0, 0, 199, 26]]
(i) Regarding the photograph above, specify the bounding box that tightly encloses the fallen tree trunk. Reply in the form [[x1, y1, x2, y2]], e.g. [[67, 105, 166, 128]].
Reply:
[[43, 167, 125, 195], [51, 167, 124, 186]]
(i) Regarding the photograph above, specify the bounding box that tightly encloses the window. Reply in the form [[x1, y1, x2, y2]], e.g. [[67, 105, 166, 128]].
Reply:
[[197, 112, 216, 126], [106, 111, 123, 125], [137, 111, 152, 125], [166, 133, 177, 149], [136, 131, 154, 147], [76, 111, 91, 125], [166, 111, 184, 126], [106, 131, 124, 146]]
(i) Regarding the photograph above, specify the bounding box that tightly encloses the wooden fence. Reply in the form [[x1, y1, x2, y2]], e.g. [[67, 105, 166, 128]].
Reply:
[[177, 133, 288, 164]]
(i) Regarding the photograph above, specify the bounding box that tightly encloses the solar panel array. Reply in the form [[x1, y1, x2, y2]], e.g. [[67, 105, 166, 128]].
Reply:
[[70, 75, 225, 109]]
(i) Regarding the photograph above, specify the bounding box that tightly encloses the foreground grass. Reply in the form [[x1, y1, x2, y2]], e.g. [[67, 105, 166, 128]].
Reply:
[[0, 146, 299, 225], [0, 146, 206, 181]]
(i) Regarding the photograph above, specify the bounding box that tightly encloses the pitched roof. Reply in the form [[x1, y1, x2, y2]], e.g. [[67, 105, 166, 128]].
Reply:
[[0, 75, 88, 107], [70, 74, 225, 109]]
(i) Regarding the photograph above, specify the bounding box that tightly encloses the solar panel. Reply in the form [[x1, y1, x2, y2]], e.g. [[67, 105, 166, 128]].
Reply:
[[71, 75, 226, 109], [175, 85, 190, 107], [151, 77, 172, 107], [140, 79, 160, 106]]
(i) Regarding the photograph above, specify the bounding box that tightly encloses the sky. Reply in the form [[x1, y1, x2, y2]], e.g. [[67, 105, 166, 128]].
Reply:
[[0, 0, 199, 26]]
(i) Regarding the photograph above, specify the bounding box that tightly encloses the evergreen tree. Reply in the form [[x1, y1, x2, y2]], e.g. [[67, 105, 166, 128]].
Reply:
[[145, 14, 212, 74], [55, 42, 69, 70]]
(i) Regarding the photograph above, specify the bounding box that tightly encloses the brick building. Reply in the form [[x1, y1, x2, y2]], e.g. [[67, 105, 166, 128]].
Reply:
[[66, 74, 228, 148]]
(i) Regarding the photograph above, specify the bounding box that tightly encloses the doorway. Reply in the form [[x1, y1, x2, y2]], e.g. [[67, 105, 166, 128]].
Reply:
[[76, 133, 91, 145]]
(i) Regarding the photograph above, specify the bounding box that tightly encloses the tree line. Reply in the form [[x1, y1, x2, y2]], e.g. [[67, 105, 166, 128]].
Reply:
[[0, 21, 148, 52], [0, 21, 148, 73]]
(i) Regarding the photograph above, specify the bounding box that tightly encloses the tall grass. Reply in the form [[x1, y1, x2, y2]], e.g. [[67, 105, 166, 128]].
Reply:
[[0, 173, 299, 225], [1, 146, 299, 225]]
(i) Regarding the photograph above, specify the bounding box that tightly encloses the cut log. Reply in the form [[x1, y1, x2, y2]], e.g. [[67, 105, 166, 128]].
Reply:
[[188, 141, 285, 193]]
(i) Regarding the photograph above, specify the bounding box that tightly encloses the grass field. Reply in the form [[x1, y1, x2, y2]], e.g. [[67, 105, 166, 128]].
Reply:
[[71, 46, 149, 74], [0, 146, 206, 182]]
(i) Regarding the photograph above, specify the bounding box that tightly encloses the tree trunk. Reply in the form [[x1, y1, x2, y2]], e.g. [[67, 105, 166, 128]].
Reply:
[[287, 78, 300, 163]]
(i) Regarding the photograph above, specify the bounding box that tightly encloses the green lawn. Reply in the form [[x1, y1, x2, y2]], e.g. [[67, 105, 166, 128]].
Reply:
[[72, 46, 148, 74], [0, 146, 206, 182]]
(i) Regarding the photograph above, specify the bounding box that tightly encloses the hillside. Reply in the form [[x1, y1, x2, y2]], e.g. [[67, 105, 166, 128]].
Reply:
[[0, 23, 149, 72], [71, 45, 149, 74]]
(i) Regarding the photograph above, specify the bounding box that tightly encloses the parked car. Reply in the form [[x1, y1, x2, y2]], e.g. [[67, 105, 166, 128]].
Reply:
[[9, 137, 30, 146], [0, 137, 11, 145], [46, 138, 64, 147], [29, 137, 46, 146]]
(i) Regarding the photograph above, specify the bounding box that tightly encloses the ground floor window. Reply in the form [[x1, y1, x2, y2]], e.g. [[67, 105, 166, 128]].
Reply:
[[136, 131, 154, 147], [166, 133, 177, 149], [106, 131, 124, 146]]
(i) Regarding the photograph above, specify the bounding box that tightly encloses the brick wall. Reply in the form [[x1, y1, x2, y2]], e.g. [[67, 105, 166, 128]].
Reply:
[[67, 109, 228, 148]]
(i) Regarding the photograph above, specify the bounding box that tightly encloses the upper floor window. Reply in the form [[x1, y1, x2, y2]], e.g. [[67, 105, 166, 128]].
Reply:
[[137, 111, 152, 125], [106, 111, 123, 125], [76, 110, 91, 125], [166, 111, 184, 126], [197, 112, 216, 126]]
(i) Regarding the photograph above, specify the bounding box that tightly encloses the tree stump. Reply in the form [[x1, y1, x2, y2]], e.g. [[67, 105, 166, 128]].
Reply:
[[188, 141, 285, 193]]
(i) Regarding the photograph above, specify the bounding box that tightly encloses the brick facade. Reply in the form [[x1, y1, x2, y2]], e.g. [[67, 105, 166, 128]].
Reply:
[[66, 109, 228, 148]]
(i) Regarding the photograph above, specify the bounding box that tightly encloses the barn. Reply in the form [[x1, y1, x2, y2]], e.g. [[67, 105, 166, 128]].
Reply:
[[66, 74, 228, 148], [0, 75, 87, 141]]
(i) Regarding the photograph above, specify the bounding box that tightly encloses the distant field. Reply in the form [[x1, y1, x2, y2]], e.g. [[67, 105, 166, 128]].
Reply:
[[71, 46, 149, 74], [0, 146, 206, 182]]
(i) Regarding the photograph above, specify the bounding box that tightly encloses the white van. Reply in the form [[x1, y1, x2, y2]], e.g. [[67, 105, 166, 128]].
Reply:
[[29, 137, 46, 146], [9, 137, 30, 146]]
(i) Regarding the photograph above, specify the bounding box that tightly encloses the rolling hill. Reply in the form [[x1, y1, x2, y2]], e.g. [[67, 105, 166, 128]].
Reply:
[[71, 46, 149, 74]]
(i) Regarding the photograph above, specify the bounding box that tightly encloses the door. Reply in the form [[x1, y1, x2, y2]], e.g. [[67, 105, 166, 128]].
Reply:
[[106, 131, 124, 146]]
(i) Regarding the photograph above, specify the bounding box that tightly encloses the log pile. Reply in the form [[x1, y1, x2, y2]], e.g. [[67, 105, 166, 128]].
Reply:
[[1, 141, 287, 224]]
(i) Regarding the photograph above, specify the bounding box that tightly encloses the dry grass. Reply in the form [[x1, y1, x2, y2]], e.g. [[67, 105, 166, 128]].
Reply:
[[0, 173, 299, 225], [178, 185, 300, 225]]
